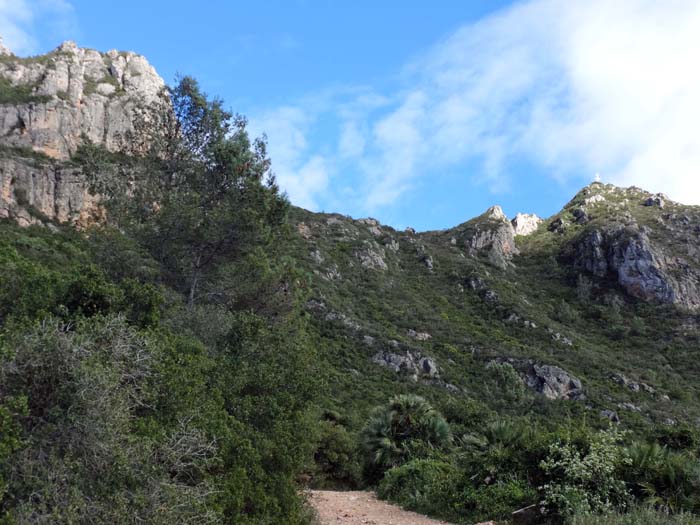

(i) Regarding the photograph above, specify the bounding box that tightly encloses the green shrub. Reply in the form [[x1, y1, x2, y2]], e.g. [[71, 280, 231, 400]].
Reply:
[[570, 505, 700, 525], [313, 419, 361, 488], [0, 77, 51, 105], [377, 459, 457, 517], [458, 478, 537, 522], [540, 428, 631, 519], [624, 441, 700, 513], [361, 394, 451, 483]]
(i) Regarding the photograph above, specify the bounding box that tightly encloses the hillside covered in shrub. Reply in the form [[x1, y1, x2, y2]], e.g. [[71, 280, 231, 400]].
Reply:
[[1, 42, 700, 525]]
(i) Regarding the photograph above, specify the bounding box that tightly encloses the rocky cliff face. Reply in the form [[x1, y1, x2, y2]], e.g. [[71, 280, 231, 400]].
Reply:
[[0, 154, 103, 227], [552, 184, 700, 310], [452, 205, 519, 268], [571, 224, 700, 309], [0, 40, 164, 159], [0, 40, 165, 226]]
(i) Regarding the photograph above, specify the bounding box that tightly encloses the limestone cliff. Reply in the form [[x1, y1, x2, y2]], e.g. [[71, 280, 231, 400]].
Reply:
[[0, 40, 164, 159], [0, 39, 165, 226]]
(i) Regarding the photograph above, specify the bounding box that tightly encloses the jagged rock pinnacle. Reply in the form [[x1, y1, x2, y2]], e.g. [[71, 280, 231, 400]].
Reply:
[[485, 205, 507, 221]]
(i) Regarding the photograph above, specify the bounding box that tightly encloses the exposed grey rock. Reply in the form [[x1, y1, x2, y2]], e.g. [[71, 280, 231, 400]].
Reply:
[[511, 213, 542, 236], [324, 310, 360, 331], [505, 313, 537, 329], [614, 377, 656, 394], [0, 41, 165, 160], [310, 249, 324, 264], [644, 195, 665, 208], [482, 289, 499, 303], [407, 329, 432, 341], [584, 194, 606, 205], [421, 254, 434, 271], [524, 363, 585, 400], [572, 207, 589, 224], [488, 358, 583, 401], [618, 402, 642, 412], [297, 222, 312, 239], [371, 350, 439, 381], [454, 205, 519, 268], [354, 241, 387, 271], [570, 225, 700, 309], [600, 409, 620, 423], [321, 264, 341, 281], [547, 328, 573, 346], [383, 237, 400, 252], [0, 155, 102, 227], [418, 356, 439, 378], [548, 217, 568, 233]]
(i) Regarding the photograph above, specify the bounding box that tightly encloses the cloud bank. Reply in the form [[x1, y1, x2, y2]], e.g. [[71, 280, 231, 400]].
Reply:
[[254, 0, 700, 213]]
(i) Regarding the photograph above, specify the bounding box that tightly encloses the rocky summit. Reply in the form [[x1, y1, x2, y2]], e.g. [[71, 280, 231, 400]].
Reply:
[[0, 40, 164, 159], [0, 42, 164, 226]]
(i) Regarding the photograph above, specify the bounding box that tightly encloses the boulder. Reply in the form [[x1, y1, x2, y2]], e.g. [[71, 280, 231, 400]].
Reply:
[[371, 349, 439, 381], [601, 409, 620, 423], [524, 363, 585, 400], [407, 329, 432, 341], [354, 241, 388, 271]]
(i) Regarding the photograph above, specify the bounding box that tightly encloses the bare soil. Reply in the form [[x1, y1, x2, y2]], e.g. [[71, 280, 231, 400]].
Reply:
[[307, 490, 455, 525]]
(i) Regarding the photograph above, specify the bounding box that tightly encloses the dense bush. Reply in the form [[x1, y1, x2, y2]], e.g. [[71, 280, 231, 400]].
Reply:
[[570, 506, 700, 525], [540, 428, 631, 519], [0, 75, 320, 524], [360, 395, 451, 483], [377, 459, 457, 517]]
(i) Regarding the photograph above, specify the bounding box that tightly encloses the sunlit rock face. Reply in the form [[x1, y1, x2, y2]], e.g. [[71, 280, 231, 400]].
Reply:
[[0, 40, 165, 159], [0, 40, 165, 226]]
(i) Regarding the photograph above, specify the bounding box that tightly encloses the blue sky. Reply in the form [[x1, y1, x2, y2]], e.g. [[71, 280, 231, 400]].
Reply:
[[2, 1, 700, 231]]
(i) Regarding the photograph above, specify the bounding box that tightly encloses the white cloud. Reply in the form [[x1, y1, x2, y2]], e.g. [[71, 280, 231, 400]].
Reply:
[[249, 106, 330, 210], [0, 0, 34, 54], [0, 0, 76, 55], [373, 0, 700, 205], [254, 0, 700, 213]]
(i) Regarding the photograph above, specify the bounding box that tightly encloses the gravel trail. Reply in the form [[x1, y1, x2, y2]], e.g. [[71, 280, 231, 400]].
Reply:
[[307, 490, 456, 525]]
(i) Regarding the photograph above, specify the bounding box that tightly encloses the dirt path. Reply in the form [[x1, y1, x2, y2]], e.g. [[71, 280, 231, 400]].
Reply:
[[307, 490, 455, 525]]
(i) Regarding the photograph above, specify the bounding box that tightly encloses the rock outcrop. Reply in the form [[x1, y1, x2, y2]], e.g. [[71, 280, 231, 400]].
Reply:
[[523, 363, 585, 401], [372, 349, 439, 381], [489, 359, 584, 401], [570, 224, 700, 309], [0, 155, 102, 227], [0, 40, 165, 226], [511, 213, 542, 236], [0, 40, 165, 159], [456, 205, 518, 268]]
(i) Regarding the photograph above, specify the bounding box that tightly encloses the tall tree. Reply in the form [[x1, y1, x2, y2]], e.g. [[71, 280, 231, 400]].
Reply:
[[88, 76, 288, 306]]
